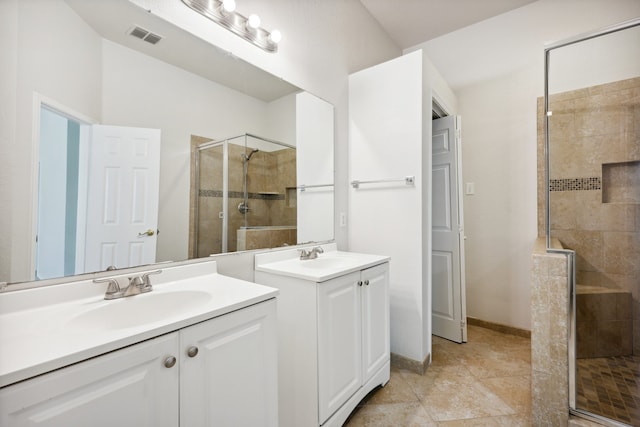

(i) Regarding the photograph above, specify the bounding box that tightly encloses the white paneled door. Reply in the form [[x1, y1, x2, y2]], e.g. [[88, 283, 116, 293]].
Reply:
[[84, 125, 161, 273], [432, 116, 467, 343]]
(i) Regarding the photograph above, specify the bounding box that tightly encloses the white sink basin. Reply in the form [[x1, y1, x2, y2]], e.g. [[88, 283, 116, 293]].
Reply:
[[255, 244, 390, 282], [70, 290, 213, 330], [298, 257, 351, 270]]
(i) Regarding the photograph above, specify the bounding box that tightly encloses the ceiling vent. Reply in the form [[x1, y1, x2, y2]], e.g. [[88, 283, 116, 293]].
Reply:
[[128, 26, 162, 45]]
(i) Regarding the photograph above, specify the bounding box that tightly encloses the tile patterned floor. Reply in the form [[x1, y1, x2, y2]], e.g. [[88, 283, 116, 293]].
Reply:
[[344, 325, 532, 426], [576, 355, 640, 426]]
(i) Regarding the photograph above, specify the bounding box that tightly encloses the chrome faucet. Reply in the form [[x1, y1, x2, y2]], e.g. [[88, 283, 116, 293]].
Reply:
[[94, 269, 162, 300], [299, 246, 324, 260]]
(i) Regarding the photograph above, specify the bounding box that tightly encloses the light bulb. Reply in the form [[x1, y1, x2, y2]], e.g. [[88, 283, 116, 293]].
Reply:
[[247, 14, 261, 29], [221, 0, 236, 13], [269, 29, 282, 44]]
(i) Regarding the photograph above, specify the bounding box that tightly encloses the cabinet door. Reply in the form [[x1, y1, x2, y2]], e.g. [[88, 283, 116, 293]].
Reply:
[[361, 263, 390, 382], [317, 271, 362, 424], [180, 299, 278, 427], [0, 333, 179, 427]]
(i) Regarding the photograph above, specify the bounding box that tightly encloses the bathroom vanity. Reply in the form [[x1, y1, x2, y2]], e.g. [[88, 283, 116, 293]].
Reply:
[[0, 262, 278, 427], [255, 244, 390, 427]]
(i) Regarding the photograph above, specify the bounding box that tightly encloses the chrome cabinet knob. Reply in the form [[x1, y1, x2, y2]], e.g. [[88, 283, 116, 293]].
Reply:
[[187, 346, 199, 358], [357, 280, 363, 286], [164, 356, 177, 368], [364, 280, 370, 286]]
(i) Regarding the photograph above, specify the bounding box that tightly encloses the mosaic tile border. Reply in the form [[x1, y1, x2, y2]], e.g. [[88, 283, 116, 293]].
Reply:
[[550, 177, 601, 192], [199, 189, 285, 200]]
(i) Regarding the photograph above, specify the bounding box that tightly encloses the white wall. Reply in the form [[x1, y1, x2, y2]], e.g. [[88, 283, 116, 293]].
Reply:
[[549, 26, 640, 94], [0, 0, 19, 283], [265, 93, 297, 147], [3, 0, 102, 283], [349, 50, 427, 362], [296, 92, 334, 245], [411, 0, 640, 330]]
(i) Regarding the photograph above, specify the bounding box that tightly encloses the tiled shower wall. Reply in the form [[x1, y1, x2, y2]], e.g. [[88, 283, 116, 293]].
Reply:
[[537, 77, 640, 353], [193, 142, 297, 257]]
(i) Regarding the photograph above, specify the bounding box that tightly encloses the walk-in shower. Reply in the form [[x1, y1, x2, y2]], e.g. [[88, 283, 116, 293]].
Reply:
[[543, 19, 640, 427], [190, 133, 297, 257]]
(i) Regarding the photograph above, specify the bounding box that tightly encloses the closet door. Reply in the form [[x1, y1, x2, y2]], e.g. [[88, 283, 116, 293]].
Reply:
[[432, 115, 467, 343]]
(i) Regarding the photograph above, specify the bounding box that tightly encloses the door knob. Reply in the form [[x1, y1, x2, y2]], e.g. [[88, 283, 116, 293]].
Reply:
[[138, 229, 155, 237], [164, 356, 176, 368]]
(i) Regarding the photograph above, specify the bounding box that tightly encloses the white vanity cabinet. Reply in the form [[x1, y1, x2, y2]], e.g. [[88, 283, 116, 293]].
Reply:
[[180, 299, 278, 426], [0, 332, 179, 427], [0, 299, 277, 427], [254, 252, 389, 427], [317, 264, 390, 423]]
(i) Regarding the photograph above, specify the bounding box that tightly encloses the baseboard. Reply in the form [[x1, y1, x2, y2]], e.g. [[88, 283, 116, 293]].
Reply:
[[467, 316, 531, 339], [390, 351, 430, 375]]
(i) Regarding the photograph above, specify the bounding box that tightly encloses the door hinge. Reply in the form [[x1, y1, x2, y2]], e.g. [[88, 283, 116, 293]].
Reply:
[[460, 320, 466, 328]]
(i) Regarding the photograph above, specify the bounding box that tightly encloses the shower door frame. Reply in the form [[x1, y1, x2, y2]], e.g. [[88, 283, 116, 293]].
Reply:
[[194, 140, 229, 255], [544, 17, 640, 427]]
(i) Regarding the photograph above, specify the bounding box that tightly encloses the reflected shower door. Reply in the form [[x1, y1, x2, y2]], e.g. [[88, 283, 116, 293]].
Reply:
[[196, 142, 225, 257]]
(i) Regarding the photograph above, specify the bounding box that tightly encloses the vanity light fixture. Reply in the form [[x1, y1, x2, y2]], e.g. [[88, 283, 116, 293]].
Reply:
[[181, 0, 281, 53]]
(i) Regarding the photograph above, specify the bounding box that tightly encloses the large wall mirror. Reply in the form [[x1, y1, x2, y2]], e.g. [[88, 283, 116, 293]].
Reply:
[[3, 0, 334, 285]]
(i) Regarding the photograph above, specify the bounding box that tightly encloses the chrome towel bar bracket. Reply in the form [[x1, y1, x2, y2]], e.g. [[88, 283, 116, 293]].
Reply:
[[350, 176, 415, 189]]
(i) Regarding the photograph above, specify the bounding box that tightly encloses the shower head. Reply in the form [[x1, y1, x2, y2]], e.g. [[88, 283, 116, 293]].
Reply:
[[242, 148, 259, 161]]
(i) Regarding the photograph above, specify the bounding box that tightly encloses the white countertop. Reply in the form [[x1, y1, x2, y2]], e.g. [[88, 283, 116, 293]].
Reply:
[[0, 262, 278, 388], [254, 243, 389, 282]]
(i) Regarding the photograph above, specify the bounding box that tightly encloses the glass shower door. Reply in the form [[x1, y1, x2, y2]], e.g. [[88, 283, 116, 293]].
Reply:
[[546, 21, 640, 427], [195, 142, 226, 256]]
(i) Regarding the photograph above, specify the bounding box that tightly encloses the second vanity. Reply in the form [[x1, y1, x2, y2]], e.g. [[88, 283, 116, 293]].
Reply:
[[0, 262, 278, 427], [254, 243, 390, 427]]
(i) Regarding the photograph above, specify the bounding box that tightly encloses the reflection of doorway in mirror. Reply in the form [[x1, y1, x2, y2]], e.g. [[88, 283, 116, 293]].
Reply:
[[36, 107, 82, 280], [83, 125, 161, 274], [35, 105, 162, 280]]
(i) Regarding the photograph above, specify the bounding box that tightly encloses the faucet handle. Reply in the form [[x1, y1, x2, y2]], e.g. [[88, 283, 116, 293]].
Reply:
[[94, 277, 121, 299], [128, 276, 144, 287], [142, 269, 163, 287], [313, 246, 324, 254], [298, 249, 310, 259]]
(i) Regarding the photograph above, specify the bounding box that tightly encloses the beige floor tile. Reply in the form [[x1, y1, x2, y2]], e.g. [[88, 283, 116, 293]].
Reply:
[[345, 402, 438, 427], [344, 326, 532, 426], [479, 375, 531, 414], [460, 352, 531, 379], [365, 368, 420, 405], [415, 375, 515, 421], [437, 413, 532, 426]]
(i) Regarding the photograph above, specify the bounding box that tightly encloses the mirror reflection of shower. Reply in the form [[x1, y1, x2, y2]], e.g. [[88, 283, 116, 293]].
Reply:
[[238, 148, 259, 214], [191, 133, 297, 257]]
